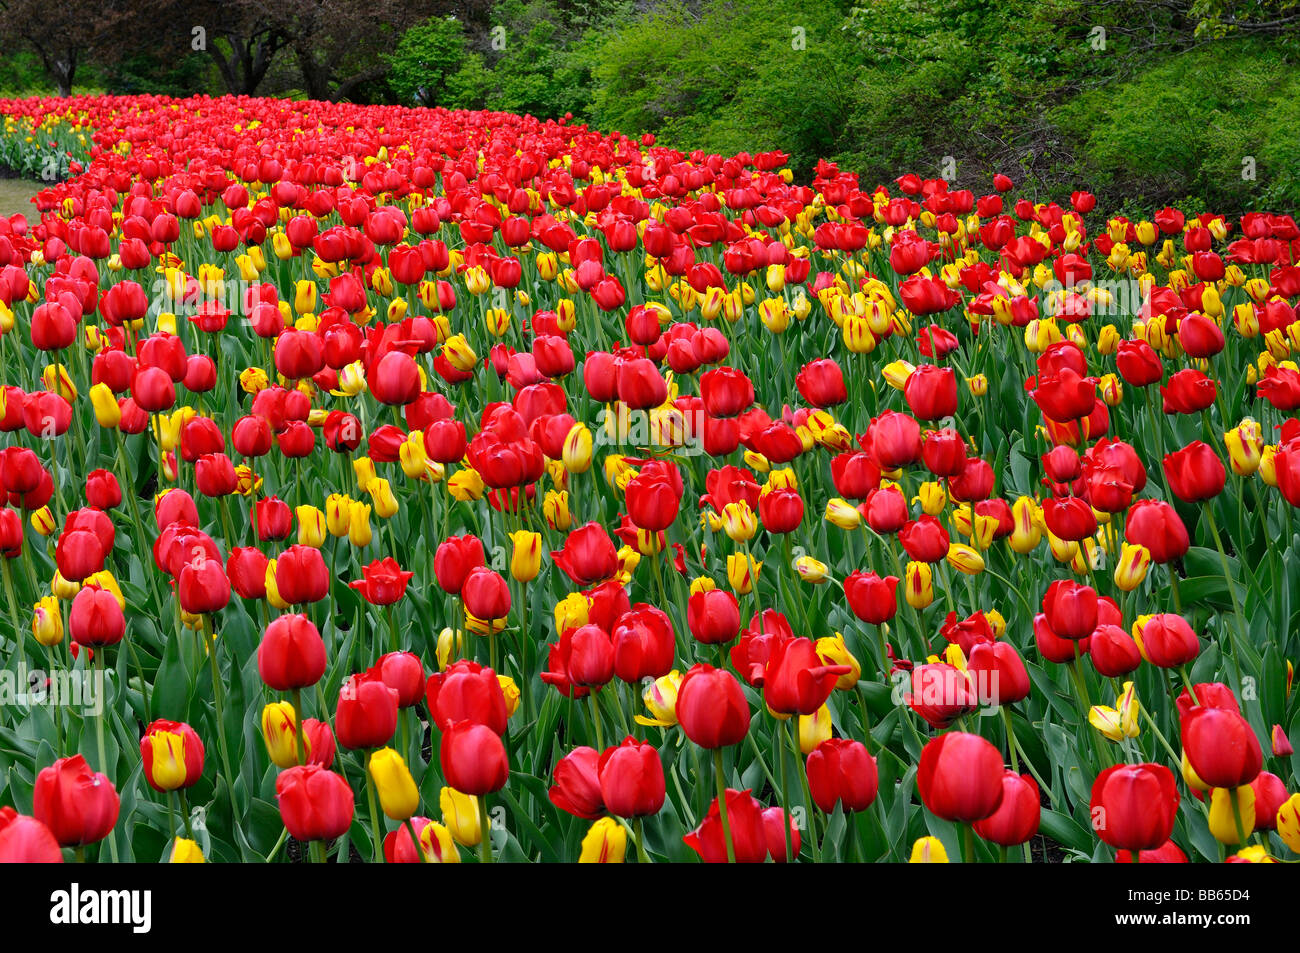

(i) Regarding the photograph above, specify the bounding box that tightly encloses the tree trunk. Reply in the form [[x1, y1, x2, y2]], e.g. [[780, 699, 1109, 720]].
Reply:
[[293, 45, 333, 101]]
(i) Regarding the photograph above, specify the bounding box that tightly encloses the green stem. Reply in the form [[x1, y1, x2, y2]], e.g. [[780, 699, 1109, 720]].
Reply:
[[477, 794, 493, 864], [713, 747, 736, 864], [94, 649, 120, 862], [365, 751, 384, 863]]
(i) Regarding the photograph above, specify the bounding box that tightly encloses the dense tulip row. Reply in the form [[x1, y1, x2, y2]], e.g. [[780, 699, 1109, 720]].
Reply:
[[0, 94, 1296, 863]]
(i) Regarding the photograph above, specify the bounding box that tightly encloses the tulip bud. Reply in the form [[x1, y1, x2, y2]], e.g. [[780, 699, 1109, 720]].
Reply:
[[440, 787, 482, 846], [1224, 419, 1264, 476], [909, 836, 949, 863], [824, 497, 862, 530], [349, 500, 373, 547], [89, 383, 121, 429], [726, 552, 761, 594], [291, 505, 325, 547], [262, 702, 308, 768], [904, 561, 934, 609], [31, 597, 63, 647], [561, 423, 593, 473], [793, 555, 828, 583], [169, 838, 206, 863], [636, 669, 683, 727], [508, 530, 542, 582], [1113, 542, 1151, 592], [400, 432, 429, 479], [1271, 724, 1293, 758], [363, 479, 396, 521], [946, 542, 985, 575], [1207, 786, 1255, 845], [721, 500, 758, 542], [30, 506, 56, 537], [579, 816, 627, 863], [368, 748, 420, 820]]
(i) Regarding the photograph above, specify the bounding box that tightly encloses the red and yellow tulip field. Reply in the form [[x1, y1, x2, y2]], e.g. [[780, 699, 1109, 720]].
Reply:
[[0, 94, 1297, 864]]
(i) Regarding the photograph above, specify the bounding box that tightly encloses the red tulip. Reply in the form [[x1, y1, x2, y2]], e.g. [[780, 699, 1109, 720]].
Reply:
[[68, 586, 125, 647], [425, 660, 508, 735], [906, 663, 978, 729], [461, 566, 512, 620], [1032, 367, 1095, 423], [1162, 441, 1226, 502], [227, 546, 269, 600], [616, 357, 667, 409], [1182, 707, 1262, 788], [843, 571, 899, 625], [1090, 763, 1180, 851], [1135, 613, 1200, 668], [548, 746, 604, 820], [917, 732, 1005, 822], [806, 738, 878, 813], [257, 614, 327, 690], [1089, 624, 1142, 677], [140, 719, 205, 792], [795, 359, 847, 407], [350, 557, 414, 606], [687, 588, 741, 645], [866, 410, 921, 469], [1042, 579, 1098, 640], [33, 755, 120, 848], [830, 451, 881, 500], [758, 488, 804, 534], [1042, 496, 1096, 542], [335, 672, 399, 750], [1125, 499, 1189, 564], [376, 651, 425, 708], [1161, 368, 1216, 414], [625, 470, 682, 532], [178, 554, 231, 615], [683, 788, 767, 863], [700, 367, 755, 418], [598, 737, 665, 817], [0, 808, 62, 862], [677, 664, 751, 748], [551, 522, 619, 585], [441, 720, 509, 795], [1250, 772, 1288, 830], [763, 637, 851, 715], [275, 544, 330, 604], [84, 470, 122, 510], [972, 771, 1040, 846], [54, 529, 105, 582], [1115, 841, 1189, 864], [611, 605, 675, 683], [903, 364, 957, 420], [966, 641, 1031, 705], [275, 765, 354, 842], [900, 515, 950, 563]]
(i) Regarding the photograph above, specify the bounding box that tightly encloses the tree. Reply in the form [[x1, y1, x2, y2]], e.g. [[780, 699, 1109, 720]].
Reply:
[[387, 16, 469, 106], [0, 0, 160, 95], [261, 0, 439, 101], [189, 0, 292, 95]]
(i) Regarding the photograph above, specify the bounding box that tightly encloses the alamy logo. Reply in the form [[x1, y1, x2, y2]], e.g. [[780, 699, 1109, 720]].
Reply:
[[49, 883, 152, 933]]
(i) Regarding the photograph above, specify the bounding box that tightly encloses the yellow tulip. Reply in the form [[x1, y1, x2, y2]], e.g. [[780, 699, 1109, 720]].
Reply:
[[579, 816, 627, 863], [368, 748, 420, 820]]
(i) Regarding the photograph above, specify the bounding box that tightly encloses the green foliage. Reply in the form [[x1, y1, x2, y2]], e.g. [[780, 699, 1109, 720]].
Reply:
[[387, 16, 470, 107], [0, 51, 49, 96], [443, 0, 612, 117], [582, 0, 857, 177], [1053, 39, 1300, 212]]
